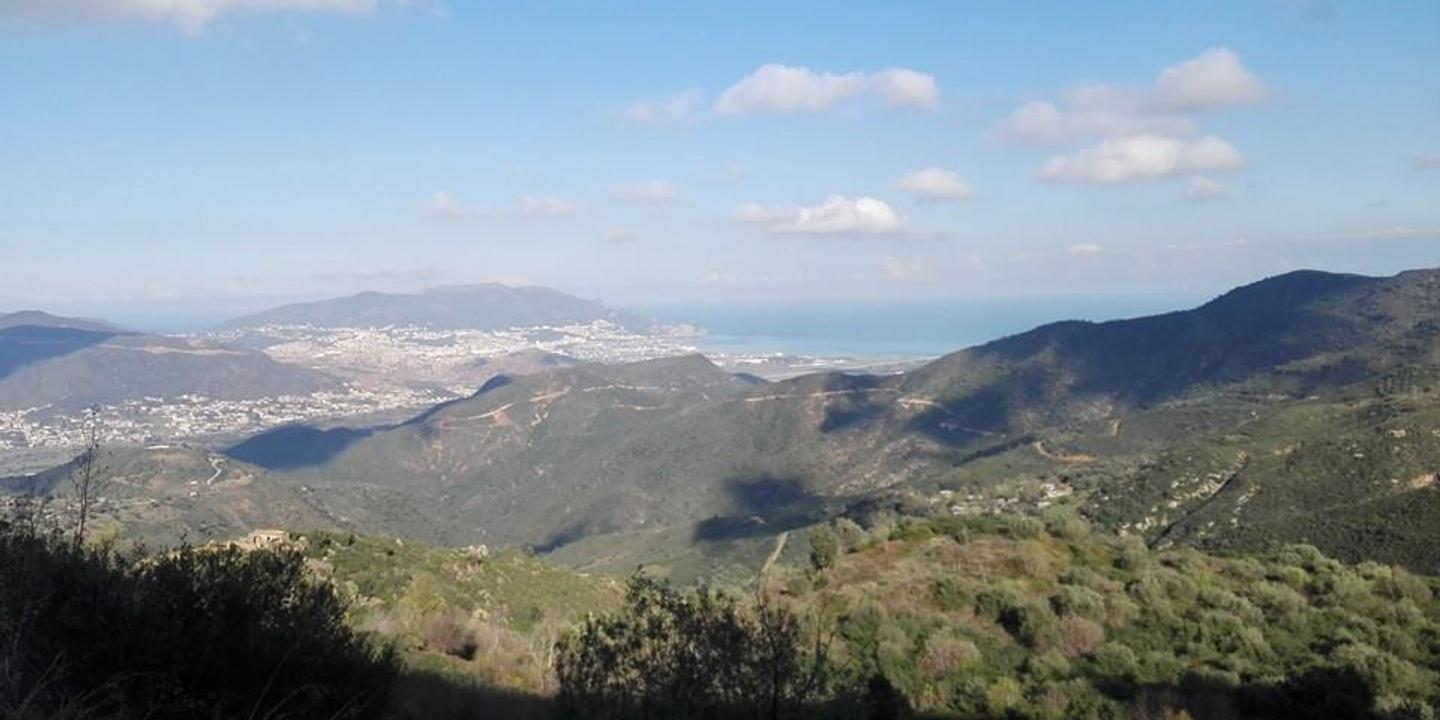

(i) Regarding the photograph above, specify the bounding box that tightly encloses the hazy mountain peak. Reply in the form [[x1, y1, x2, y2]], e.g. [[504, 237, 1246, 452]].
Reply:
[[0, 310, 122, 333], [216, 284, 651, 332]]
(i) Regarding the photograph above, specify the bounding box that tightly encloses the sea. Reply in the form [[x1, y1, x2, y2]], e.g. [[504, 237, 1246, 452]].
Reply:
[[636, 294, 1206, 359]]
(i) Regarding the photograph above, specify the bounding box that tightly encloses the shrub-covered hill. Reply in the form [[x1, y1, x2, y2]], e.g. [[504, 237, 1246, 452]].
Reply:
[[771, 513, 1440, 719]]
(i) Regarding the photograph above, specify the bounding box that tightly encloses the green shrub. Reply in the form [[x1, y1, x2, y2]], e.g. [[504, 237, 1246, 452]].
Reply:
[[809, 526, 839, 572], [1091, 642, 1140, 681], [1052, 585, 1106, 620]]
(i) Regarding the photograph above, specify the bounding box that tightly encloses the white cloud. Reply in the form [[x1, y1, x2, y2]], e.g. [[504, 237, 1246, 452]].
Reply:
[[0, 0, 380, 31], [897, 167, 974, 201], [714, 64, 937, 116], [601, 228, 631, 244], [1068, 243, 1104, 256], [734, 195, 906, 235], [623, 89, 703, 127], [614, 179, 677, 204], [1183, 176, 1228, 200], [1151, 47, 1269, 112], [997, 47, 1265, 146], [870, 68, 940, 110], [1039, 134, 1245, 183], [519, 196, 574, 217]]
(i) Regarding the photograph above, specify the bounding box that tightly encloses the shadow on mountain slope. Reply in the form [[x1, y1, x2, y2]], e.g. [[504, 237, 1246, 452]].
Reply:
[[693, 475, 825, 543], [226, 424, 377, 470], [0, 326, 119, 381]]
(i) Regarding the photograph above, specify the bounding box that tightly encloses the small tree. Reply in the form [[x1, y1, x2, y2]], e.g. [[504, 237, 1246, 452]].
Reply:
[[67, 407, 110, 547], [809, 526, 839, 573]]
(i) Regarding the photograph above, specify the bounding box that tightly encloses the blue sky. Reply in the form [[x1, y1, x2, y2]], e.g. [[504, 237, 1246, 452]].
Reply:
[[1, 0, 1437, 326]]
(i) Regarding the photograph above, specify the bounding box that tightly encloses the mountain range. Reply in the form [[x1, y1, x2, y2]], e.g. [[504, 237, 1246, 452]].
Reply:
[[7, 268, 1440, 582]]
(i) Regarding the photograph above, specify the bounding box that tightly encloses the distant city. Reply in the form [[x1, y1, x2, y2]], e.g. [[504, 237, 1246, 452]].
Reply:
[[0, 317, 926, 474]]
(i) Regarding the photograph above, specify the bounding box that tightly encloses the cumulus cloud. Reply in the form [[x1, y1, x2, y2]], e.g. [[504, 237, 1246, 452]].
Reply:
[[623, 89, 703, 127], [1183, 176, 1228, 200], [1040, 134, 1245, 183], [519, 196, 574, 217], [614, 179, 678, 203], [1151, 47, 1269, 112], [715, 64, 938, 116], [996, 48, 1267, 181], [0, 0, 380, 31], [734, 195, 907, 235], [897, 167, 974, 202], [997, 47, 1266, 146]]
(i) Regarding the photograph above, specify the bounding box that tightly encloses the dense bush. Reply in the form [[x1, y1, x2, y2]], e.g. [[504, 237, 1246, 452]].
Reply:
[[0, 522, 397, 720], [554, 575, 837, 720]]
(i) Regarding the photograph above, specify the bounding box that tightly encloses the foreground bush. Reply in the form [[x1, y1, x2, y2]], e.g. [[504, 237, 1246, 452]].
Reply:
[[0, 523, 397, 720]]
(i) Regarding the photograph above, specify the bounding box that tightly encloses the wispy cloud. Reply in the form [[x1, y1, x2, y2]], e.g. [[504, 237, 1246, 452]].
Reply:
[[614, 179, 678, 204], [426, 191, 491, 218], [1183, 176, 1228, 200], [623, 89, 703, 127], [897, 167, 974, 202], [1413, 154, 1440, 171], [0, 0, 390, 32], [519, 195, 575, 217]]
